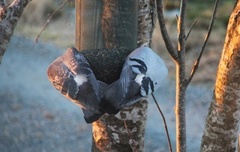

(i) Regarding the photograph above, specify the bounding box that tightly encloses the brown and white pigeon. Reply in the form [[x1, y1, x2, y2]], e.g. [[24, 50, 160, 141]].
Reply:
[[47, 47, 106, 123]]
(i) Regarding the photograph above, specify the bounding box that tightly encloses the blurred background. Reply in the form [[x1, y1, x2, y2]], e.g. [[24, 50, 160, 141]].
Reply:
[[0, 0, 235, 151]]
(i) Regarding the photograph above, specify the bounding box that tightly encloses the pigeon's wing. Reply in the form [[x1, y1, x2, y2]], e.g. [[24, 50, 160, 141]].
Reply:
[[100, 80, 121, 114], [47, 56, 79, 100], [119, 61, 141, 102], [47, 47, 105, 123], [128, 46, 168, 96], [71, 48, 104, 103], [100, 46, 168, 115]]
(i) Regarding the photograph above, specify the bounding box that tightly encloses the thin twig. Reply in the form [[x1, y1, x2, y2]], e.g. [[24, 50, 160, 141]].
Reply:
[[156, 0, 177, 60], [185, 19, 197, 40], [152, 94, 172, 152], [35, 0, 70, 43], [186, 0, 219, 86]]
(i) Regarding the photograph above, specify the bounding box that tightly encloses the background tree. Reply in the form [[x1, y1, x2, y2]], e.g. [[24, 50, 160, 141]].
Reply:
[[201, 1, 240, 151], [0, 0, 31, 64], [157, 0, 219, 151]]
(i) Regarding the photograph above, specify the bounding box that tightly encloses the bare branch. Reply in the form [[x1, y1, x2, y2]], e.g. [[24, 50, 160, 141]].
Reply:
[[36, 0, 70, 43], [152, 94, 172, 152], [185, 20, 197, 40], [0, 0, 31, 64], [156, 0, 177, 60], [186, 0, 219, 86]]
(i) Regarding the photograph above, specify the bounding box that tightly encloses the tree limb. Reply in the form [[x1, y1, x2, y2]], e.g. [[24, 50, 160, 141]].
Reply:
[[156, 0, 177, 60], [0, 0, 32, 64], [186, 0, 219, 86]]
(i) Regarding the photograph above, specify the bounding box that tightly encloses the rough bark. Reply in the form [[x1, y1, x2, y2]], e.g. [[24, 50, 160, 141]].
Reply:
[[0, 0, 31, 64], [92, 102, 148, 152], [137, 0, 156, 46], [201, 2, 240, 151]]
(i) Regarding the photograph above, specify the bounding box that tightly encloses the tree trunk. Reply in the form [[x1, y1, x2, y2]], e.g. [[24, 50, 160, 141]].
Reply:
[[92, 1, 145, 151], [201, 2, 240, 151], [75, 0, 156, 151], [0, 0, 31, 64]]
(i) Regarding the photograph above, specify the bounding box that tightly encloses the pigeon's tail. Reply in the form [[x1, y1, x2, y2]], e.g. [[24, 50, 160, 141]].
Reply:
[[100, 100, 120, 115], [99, 80, 122, 115], [82, 109, 104, 123]]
